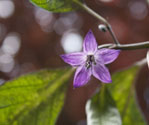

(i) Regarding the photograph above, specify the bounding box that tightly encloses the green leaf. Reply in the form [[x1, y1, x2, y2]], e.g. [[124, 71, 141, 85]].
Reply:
[[0, 68, 73, 125], [108, 66, 147, 125], [30, 0, 83, 13], [86, 86, 122, 125]]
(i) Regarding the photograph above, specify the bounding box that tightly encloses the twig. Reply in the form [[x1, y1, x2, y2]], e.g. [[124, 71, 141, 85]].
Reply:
[[73, 0, 120, 45], [98, 41, 149, 50]]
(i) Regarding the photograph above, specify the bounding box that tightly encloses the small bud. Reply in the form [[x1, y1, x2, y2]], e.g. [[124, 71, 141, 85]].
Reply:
[[147, 51, 149, 68], [98, 24, 108, 32]]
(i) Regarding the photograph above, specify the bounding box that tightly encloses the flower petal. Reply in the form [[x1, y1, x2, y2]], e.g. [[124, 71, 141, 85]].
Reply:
[[60, 52, 86, 66], [83, 30, 97, 54], [73, 65, 92, 88], [95, 48, 120, 64], [92, 63, 112, 83]]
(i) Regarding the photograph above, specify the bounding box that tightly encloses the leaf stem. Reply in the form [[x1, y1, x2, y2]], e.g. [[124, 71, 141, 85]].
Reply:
[[73, 0, 120, 45], [98, 41, 149, 50]]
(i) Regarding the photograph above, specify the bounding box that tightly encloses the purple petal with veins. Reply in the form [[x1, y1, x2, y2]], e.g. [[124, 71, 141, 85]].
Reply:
[[73, 65, 92, 88], [61, 52, 86, 66], [95, 48, 120, 64], [92, 63, 112, 83], [83, 30, 97, 54]]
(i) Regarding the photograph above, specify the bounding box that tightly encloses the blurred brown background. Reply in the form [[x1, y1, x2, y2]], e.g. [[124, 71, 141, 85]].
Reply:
[[0, 0, 149, 124]]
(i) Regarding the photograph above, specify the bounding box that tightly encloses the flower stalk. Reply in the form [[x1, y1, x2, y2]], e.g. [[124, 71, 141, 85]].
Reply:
[[73, 0, 149, 51], [73, 0, 120, 45], [98, 41, 149, 50]]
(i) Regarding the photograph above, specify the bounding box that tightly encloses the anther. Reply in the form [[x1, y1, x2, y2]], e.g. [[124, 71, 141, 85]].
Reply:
[[85, 55, 96, 69]]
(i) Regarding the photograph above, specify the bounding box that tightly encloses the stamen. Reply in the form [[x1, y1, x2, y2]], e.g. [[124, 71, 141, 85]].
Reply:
[[85, 55, 96, 69]]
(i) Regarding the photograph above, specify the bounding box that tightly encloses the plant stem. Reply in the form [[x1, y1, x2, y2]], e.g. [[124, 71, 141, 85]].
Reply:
[[73, 0, 120, 45], [98, 41, 149, 50], [73, 0, 149, 50]]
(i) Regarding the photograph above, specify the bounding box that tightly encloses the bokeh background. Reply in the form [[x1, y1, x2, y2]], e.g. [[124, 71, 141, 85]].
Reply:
[[0, 0, 149, 124]]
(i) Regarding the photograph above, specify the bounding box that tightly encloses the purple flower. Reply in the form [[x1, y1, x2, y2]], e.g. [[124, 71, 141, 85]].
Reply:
[[61, 30, 120, 88]]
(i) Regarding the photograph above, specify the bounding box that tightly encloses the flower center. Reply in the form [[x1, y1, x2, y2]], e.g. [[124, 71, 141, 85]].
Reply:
[[85, 55, 96, 69]]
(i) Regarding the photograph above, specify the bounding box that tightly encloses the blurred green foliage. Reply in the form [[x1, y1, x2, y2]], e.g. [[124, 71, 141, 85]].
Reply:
[[30, 0, 83, 12], [0, 68, 73, 125], [109, 66, 146, 125], [86, 86, 121, 125], [86, 66, 147, 125]]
